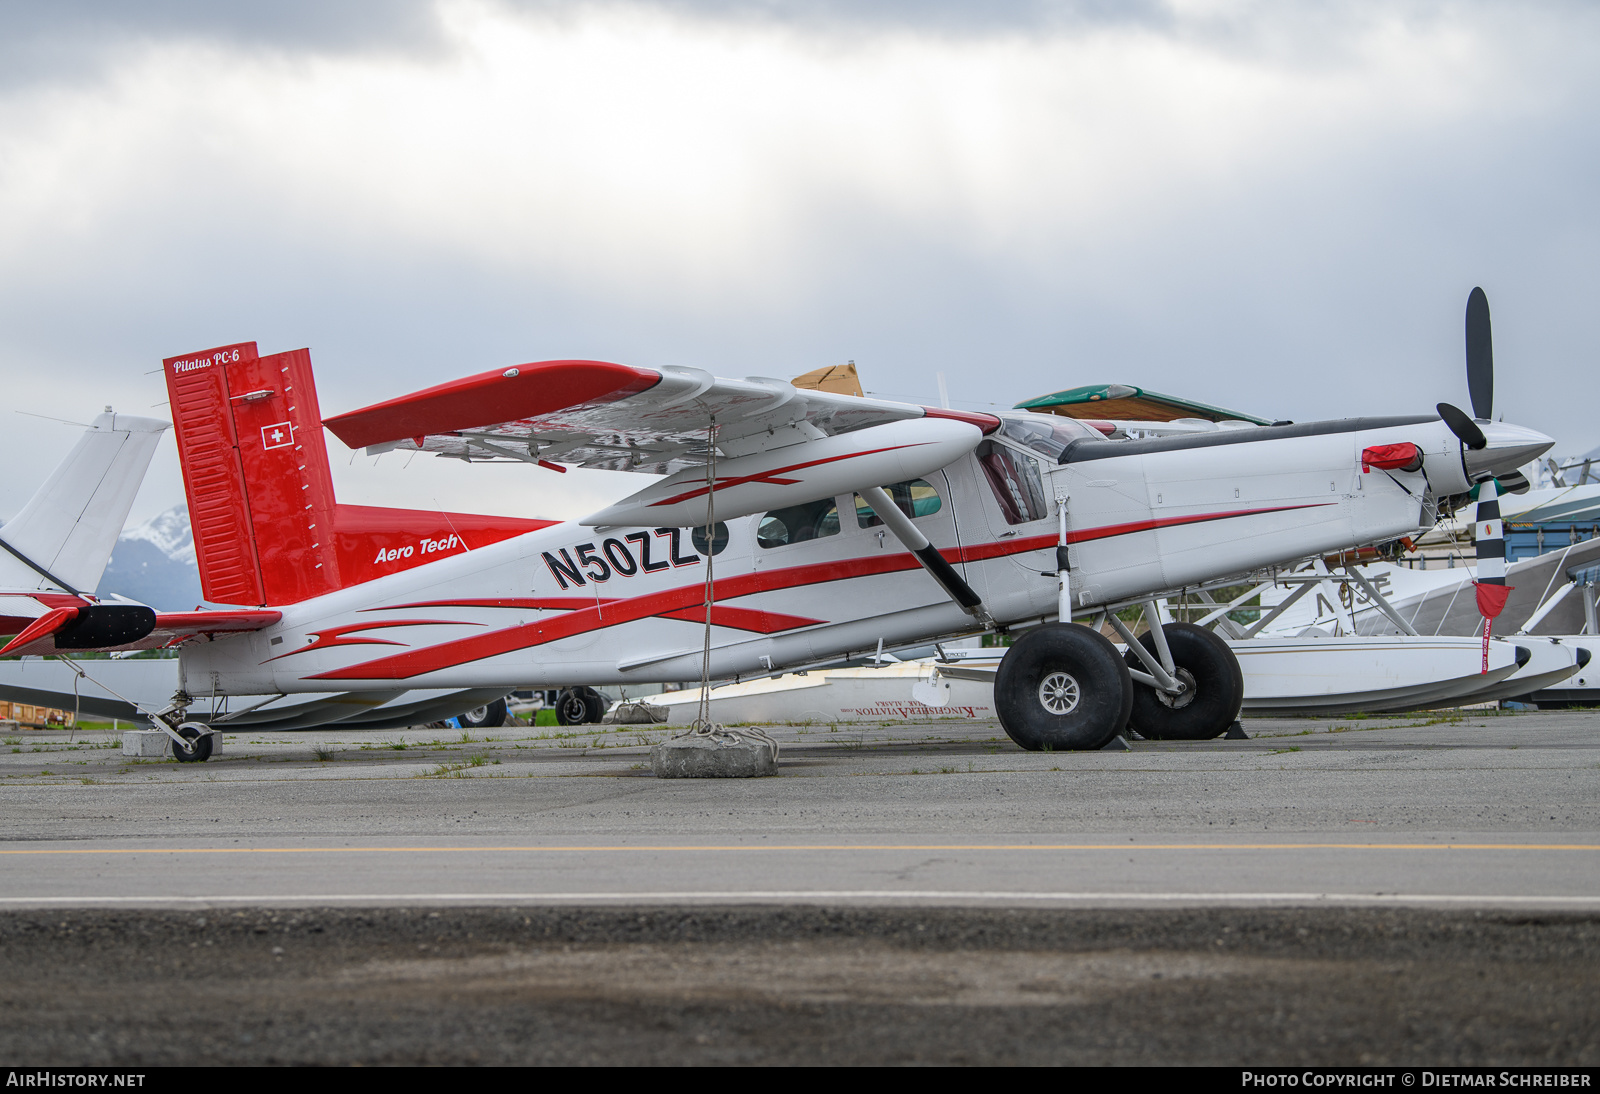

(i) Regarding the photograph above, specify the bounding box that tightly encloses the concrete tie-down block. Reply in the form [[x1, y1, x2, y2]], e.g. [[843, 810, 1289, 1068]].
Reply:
[[122, 730, 171, 758], [121, 729, 224, 758], [651, 734, 777, 778]]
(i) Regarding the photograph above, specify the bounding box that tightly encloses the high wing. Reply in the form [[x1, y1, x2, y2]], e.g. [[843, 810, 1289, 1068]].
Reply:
[[0, 605, 281, 658], [322, 359, 1000, 528], [1015, 383, 1275, 426], [323, 359, 994, 476]]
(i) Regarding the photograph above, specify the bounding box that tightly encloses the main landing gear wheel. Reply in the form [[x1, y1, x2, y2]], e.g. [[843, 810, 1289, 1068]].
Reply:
[[995, 623, 1132, 751], [171, 723, 213, 763], [458, 698, 510, 729], [1123, 622, 1243, 741], [555, 687, 606, 726]]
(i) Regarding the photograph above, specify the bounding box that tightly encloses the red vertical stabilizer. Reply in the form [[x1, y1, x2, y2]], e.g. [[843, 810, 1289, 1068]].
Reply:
[[164, 343, 553, 606]]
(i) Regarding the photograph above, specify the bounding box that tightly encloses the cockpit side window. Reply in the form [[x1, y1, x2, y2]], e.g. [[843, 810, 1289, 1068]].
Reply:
[[976, 440, 1049, 524]]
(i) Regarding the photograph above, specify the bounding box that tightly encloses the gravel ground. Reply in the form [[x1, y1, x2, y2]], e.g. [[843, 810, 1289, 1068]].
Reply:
[[3, 904, 1596, 1066]]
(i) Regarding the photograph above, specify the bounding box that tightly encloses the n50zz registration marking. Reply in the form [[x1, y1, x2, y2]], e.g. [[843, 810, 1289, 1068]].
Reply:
[[543, 528, 700, 589]]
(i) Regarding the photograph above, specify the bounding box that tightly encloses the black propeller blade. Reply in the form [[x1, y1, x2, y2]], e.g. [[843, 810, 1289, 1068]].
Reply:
[[1438, 401, 1486, 450], [1466, 286, 1493, 420]]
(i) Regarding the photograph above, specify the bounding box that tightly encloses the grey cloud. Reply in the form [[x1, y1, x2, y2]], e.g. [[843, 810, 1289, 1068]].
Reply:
[[0, 1, 447, 91], [500, 0, 1172, 35], [4, 1, 1588, 89]]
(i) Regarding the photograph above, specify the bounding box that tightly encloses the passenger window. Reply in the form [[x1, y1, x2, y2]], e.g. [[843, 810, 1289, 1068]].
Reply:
[[976, 440, 1049, 524], [690, 521, 729, 556], [757, 497, 841, 549], [855, 479, 943, 528]]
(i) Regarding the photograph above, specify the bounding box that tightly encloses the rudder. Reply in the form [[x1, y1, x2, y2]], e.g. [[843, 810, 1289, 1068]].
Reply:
[[165, 342, 552, 606]]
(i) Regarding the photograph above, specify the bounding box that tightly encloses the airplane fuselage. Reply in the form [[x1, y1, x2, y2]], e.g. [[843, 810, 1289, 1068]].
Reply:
[[176, 412, 1466, 697]]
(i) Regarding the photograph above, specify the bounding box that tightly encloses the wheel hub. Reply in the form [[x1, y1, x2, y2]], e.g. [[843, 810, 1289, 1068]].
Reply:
[[1037, 671, 1081, 715], [1155, 667, 1198, 710]]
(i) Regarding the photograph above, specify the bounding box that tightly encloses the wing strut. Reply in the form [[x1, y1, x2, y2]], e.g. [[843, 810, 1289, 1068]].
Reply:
[[857, 486, 992, 625]]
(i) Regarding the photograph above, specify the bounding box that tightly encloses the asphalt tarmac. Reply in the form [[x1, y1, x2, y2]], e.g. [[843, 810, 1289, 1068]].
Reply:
[[1, 708, 1597, 1064]]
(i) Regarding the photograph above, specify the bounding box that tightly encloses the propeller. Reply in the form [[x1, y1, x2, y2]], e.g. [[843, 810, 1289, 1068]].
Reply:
[[1437, 401, 1486, 450], [1437, 286, 1495, 451], [1465, 286, 1493, 420]]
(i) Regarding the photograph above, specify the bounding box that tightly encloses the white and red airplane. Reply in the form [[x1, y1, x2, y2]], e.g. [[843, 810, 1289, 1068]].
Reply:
[[3, 299, 1551, 758]]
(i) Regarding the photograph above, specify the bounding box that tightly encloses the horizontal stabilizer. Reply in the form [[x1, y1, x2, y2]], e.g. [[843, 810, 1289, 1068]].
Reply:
[[0, 606, 281, 658]]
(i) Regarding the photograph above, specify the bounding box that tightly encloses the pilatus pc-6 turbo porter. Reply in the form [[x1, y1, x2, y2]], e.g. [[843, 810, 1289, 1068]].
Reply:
[[4, 299, 1550, 756]]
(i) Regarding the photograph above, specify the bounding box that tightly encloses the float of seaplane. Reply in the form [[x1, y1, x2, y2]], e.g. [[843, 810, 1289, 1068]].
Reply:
[[0, 289, 1553, 758]]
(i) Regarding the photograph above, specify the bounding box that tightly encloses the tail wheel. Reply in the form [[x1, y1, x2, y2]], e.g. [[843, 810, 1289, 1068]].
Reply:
[[1123, 622, 1243, 740], [172, 723, 213, 763], [458, 698, 509, 729], [995, 623, 1131, 751]]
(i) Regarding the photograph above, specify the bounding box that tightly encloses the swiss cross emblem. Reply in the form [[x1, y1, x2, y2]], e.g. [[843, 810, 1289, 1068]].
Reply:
[[261, 422, 294, 450]]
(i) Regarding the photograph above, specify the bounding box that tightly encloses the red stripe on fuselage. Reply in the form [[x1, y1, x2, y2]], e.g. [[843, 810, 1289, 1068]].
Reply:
[[649, 443, 928, 508], [266, 618, 479, 662], [955, 503, 1331, 562], [366, 598, 822, 634], [306, 502, 1329, 681]]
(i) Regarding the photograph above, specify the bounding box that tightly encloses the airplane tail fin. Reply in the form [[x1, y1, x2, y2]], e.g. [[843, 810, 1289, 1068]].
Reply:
[[163, 343, 549, 607], [0, 411, 169, 595]]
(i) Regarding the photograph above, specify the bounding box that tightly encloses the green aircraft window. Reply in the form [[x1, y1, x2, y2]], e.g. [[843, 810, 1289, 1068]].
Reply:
[[854, 479, 943, 528]]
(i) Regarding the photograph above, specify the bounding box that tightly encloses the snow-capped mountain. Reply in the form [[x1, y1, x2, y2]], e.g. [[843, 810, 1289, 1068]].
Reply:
[[99, 504, 202, 610], [116, 503, 195, 566]]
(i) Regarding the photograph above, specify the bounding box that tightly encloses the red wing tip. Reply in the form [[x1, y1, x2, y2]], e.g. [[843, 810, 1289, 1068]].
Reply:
[[323, 359, 660, 450]]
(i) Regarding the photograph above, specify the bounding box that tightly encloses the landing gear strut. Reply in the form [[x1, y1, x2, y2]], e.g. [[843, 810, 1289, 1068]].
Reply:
[[149, 692, 219, 762]]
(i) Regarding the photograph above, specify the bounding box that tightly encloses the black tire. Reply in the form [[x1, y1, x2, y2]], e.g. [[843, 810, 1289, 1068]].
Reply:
[[994, 623, 1132, 751], [555, 688, 606, 726], [172, 724, 213, 763], [578, 687, 607, 724], [458, 698, 509, 729], [555, 689, 586, 726], [1122, 622, 1243, 741]]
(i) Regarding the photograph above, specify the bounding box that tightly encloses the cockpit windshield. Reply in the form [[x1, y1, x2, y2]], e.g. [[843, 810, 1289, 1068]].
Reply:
[[995, 414, 1103, 461]]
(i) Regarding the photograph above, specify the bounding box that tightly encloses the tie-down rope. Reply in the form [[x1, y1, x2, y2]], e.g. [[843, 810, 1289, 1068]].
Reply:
[[681, 418, 779, 761]]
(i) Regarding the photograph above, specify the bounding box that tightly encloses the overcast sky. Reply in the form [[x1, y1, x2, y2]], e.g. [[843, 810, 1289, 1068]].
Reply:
[[1, 0, 1595, 525]]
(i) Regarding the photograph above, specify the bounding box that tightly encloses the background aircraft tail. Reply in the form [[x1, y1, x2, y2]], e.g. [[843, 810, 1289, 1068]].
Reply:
[[163, 342, 550, 607], [0, 411, 168, 596]]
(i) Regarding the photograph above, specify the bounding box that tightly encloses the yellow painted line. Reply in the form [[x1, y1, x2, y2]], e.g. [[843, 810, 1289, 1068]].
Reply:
[[0, 842, 1598, 856]]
